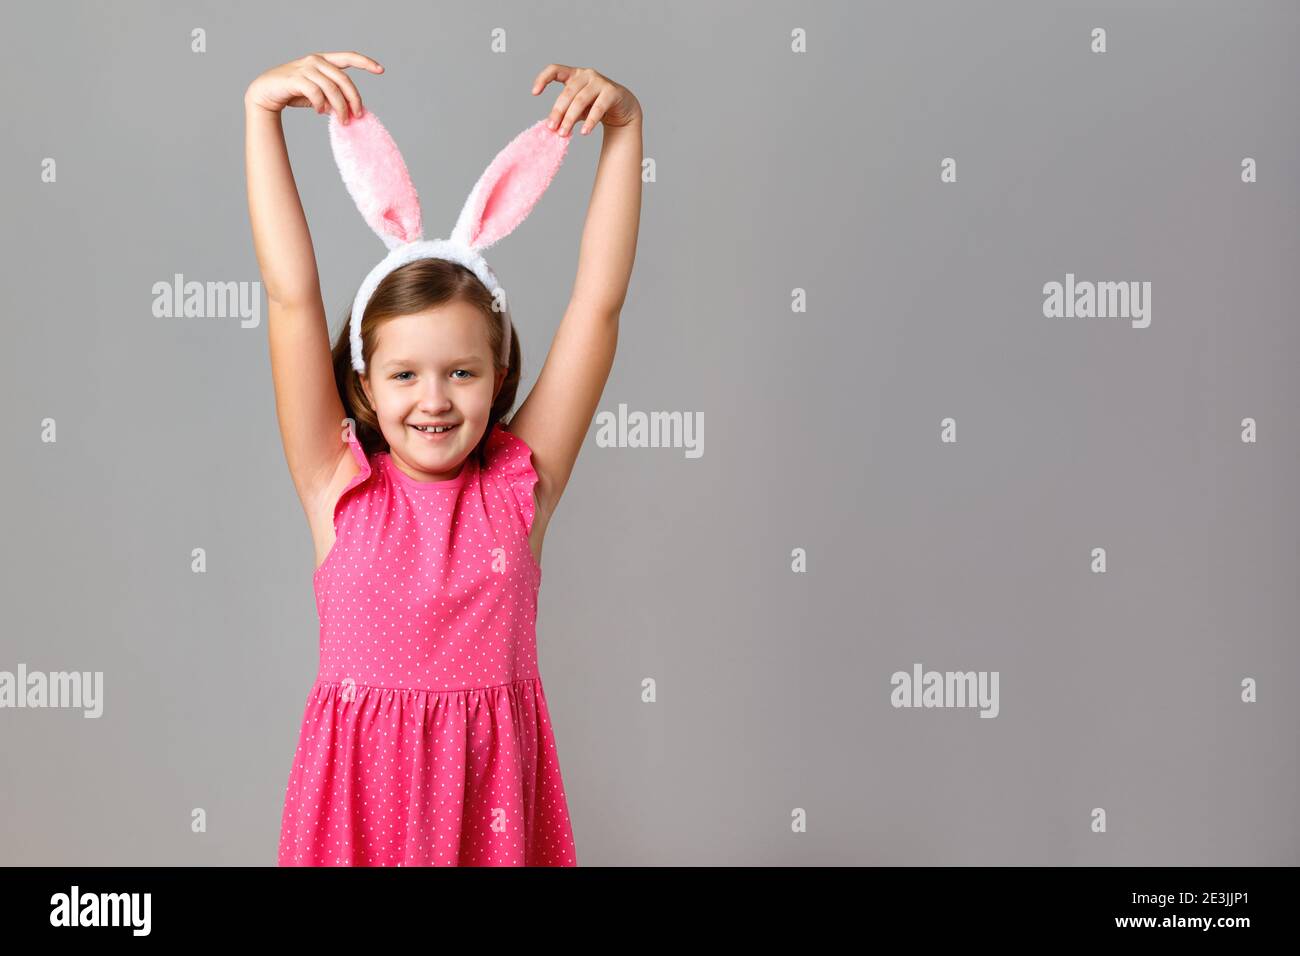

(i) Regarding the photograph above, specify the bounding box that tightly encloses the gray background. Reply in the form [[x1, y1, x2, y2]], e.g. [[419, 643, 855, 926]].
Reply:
[[2, 0, 1296, 865]]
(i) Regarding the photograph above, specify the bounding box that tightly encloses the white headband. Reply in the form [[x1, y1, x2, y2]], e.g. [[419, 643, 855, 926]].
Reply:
[[328, 109, 571, 374]]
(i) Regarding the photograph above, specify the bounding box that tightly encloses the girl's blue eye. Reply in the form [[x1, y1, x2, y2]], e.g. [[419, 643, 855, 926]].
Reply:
[[393, 370, 472, 381]]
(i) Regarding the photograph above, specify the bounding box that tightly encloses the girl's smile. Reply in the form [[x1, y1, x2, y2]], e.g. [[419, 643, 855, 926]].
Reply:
[[408, 422, 459, 439], [397, 417, 469, 479]]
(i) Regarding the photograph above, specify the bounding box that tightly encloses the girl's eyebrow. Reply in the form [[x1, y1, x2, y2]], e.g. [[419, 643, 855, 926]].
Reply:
[[382, 356, 486, 369]]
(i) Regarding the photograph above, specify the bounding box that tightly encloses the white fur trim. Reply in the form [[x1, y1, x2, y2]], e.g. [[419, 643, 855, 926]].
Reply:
[[348, 239, 511, 373]]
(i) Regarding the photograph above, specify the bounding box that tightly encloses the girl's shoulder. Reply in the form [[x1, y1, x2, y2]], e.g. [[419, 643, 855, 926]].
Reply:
[[338, 429, 378, 494], [484, 421, 535, 472], [309, 429, 379, 574]]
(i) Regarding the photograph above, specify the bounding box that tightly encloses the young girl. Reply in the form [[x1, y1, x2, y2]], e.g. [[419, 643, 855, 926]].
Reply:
[[244, 51, 642, 866]]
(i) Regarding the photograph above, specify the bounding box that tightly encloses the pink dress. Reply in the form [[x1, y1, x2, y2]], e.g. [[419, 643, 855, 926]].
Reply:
[[278, 423, 577, 866]]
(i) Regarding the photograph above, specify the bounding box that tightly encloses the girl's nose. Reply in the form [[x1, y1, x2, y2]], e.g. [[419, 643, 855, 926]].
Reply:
[[419, 382, 451, 408]]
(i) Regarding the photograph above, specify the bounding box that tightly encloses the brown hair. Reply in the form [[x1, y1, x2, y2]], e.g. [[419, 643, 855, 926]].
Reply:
[[330, 258, 522, 469]]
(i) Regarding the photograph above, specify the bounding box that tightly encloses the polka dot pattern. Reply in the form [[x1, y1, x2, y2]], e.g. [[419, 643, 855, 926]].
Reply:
[[278, 424, 577, 866]]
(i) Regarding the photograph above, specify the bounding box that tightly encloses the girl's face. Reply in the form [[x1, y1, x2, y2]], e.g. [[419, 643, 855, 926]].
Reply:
[[360, 301, 506, 482]]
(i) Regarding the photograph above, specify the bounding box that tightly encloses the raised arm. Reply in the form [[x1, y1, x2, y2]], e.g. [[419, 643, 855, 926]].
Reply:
[[243, 52, 383, 512], [508, 66, 644, 520]]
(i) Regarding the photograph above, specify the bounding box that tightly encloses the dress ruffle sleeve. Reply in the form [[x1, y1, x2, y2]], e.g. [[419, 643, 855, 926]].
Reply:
[[338, 426, 373, 498], [313, 425, 375, 581], [483, 423, 541, 535]]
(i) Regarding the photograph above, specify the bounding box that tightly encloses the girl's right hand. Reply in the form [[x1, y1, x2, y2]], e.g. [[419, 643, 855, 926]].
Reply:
[[244, 51, 384, 123]]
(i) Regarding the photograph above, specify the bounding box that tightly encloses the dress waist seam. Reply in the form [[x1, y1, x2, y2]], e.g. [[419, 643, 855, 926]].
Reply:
[[311, 676, 541, 696]]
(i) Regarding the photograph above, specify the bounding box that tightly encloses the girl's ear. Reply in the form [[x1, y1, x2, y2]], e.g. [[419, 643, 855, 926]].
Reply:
[[450, 120, 570, 252], [329, 110, 424, 250]]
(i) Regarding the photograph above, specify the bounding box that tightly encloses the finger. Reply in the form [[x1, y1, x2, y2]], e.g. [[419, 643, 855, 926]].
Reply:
[[293, 76, 327, 114], [546, 72, 591, 130], [312, 58, 364, 120], [304, 67, 348, 119], [559, 83, 601, 137], [580, 89, 612, 134], [531, 63, 571, 95], [318, 50, 385, 74]]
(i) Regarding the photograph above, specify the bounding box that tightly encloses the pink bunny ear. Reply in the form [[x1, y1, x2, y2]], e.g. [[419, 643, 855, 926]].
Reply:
[[328, 110, 423, 249], [451, 120, 570, 251]]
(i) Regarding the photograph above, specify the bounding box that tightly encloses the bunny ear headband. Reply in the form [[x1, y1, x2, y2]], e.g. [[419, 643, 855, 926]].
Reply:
[[328, 109, 570, 374]]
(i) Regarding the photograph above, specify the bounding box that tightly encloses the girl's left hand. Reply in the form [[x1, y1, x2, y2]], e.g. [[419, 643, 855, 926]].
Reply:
[[531, 64, 641, 136]]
